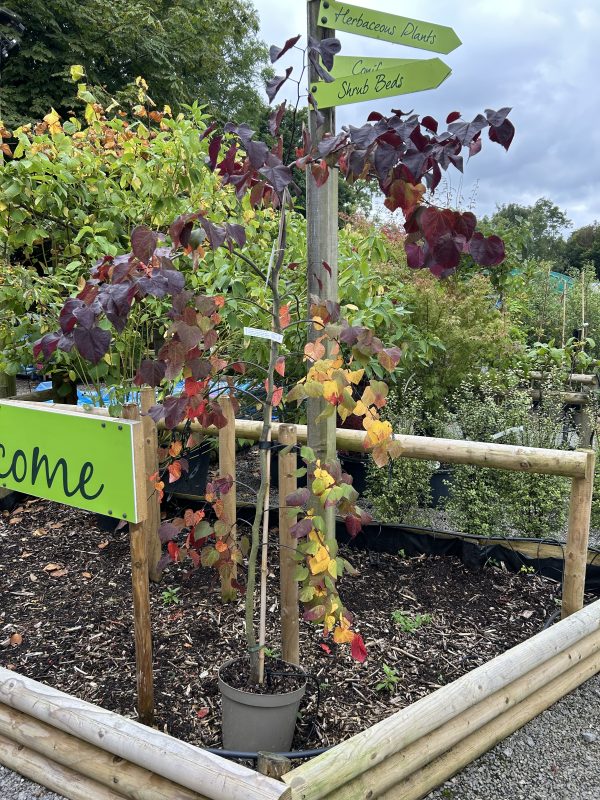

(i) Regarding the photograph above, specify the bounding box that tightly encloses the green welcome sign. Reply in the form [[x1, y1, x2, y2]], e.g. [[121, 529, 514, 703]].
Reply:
[[318, 0, 462, 55], [0, 401, 145, 522], [330, 55, 417, 79], [312, 57, 451, 108]]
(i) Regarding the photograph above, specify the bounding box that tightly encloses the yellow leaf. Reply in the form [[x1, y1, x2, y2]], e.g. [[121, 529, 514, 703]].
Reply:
[[308, 545, 331, 575], [347, 368, 365, 384], [70, 65, 85, 82], [333, 625, 354, 644], [327, 559, 337, 579], [43, 108, 62, 135]]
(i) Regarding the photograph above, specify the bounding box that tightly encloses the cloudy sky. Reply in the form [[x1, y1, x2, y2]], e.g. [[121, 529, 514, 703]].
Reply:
[[251, 0, 600, 232]]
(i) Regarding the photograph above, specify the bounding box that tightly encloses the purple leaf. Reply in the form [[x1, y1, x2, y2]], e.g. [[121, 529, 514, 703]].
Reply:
[[405, 242, 425, 269], [163, 395, 190, 429], [488, 118, 515, 151], [199, 121, 218, 142], [33, 332, 61, 360], [137, 270, 170, 298], [146, 404, 166, 424], [446, 111, 461, 124], [73, 326, 111, 364], [131, 226, 158, 263], [269, 34, 301, 63], [269, 102, 287, 136], [266, 67, 293, 103], [72, 305, 96, 330], [134, 359, 167, 387], [59, 298, 84, 334], [468, 232, 506, 266], [169, 213, 198, 248], [286, 487, 311, 507], [159, 522, 180, 543], [289, 517, 314, 539], [421, 115, 438, 133], [207, 135, 222, 170], [485, 107, 512, 128], [98, 283, 132, 333], [246, 138, 270, 169], [259, 153, 293, 196]]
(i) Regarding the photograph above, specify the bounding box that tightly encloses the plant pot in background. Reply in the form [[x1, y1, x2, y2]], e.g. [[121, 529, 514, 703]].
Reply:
[[218, 657, 306, 752], [429, 467, 453, 509], [340, 453, 369, 496], [164, 442, 212, 498]]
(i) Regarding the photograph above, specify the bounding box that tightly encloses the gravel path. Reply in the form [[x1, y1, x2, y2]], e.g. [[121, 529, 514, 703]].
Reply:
[[1, 675, 599, 799]]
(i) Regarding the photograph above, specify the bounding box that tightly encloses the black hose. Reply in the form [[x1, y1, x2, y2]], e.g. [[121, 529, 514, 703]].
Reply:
[[203, 746, 331, 761]]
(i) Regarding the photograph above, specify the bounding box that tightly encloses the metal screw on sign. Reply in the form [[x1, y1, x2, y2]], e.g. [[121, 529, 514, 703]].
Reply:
[[323, 1, 329, 7], [118, 425, 123, 431], [321, 16, 328, 23], [101, 422, 106, 428], [122, 513, 127, 519], [107, 510, 113, 515], [312, 85, 317, 92]]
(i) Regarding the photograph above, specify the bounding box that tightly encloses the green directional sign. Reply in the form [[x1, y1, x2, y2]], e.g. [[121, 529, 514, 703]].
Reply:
[[330, 55, 417, 80], [318, 0, 462, 55], [0, 401, 145, 521], [312, 57, 451, 109]]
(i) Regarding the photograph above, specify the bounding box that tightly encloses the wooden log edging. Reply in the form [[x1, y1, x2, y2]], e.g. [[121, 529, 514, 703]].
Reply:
[[282, 597, 600, 800], [0, 668, 290, 800], [0, 704, 207, 800]]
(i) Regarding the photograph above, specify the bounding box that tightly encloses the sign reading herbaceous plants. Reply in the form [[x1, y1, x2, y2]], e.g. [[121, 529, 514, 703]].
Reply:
[[318, 0, 462, 54], [0, 401, 145, 522], [312, 57, 451, 108]]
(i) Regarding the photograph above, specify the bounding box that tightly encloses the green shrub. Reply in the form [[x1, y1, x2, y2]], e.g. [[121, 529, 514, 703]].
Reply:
[[443, 377, 572, 538]]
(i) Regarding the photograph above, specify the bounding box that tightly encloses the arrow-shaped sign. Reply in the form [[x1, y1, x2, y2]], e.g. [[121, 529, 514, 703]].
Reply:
[[330, 55, 418, 80], [312, 57, 451, 109], [318, 0, 462, 55]]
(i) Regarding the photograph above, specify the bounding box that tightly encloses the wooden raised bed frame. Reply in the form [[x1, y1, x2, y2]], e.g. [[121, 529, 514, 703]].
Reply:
[[0, 398, 598, 799]]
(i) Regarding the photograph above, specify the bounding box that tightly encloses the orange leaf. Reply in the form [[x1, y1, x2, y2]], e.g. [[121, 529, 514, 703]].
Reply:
[[184, 508, 205, 527], [167, 541, 180, 562], [168, 461, 182, 483], [304, 340, 326, 362], [275, 357, 285, 377], [213, 498, 224, 519], [215, 540, 228, 553], [9, 633, 22, 647], [169, 441, 183, 458]]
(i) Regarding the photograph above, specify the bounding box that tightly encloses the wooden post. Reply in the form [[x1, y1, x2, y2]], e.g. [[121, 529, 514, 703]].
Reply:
[[122, 403, 154, 726], [306, 2, 339, 521], [218, 396, 237, 544], [562, 448, 595, 618], [140, 387, 162, 583], [257, 752, 292, 780], [278, 425, 300, 665]]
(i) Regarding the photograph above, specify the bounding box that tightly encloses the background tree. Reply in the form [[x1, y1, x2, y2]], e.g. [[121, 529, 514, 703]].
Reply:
[[483, 198, 571, 268], [564, 223, 600, 278], [0, 0, 269, 129]]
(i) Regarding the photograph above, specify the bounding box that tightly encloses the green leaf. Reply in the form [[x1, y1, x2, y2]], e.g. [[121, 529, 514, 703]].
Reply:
[[293, 565, 309, 582], [301, 446, 316, 463]]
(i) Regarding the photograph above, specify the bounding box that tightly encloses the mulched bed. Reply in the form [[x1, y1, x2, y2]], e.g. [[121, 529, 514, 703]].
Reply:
[[0, 494, 561, 750]]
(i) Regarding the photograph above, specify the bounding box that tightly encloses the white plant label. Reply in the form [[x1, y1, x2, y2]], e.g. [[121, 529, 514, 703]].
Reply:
[[243, 326, 284, 344]]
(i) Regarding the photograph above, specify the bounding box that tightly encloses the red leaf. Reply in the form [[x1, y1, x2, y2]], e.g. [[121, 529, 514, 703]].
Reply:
[[311, 160, 329, 188], [232, 361, 246, 374], [167, 541, 180, 562], [275, 357, 285, 377], [196, 707, 209, 719], [319, 643, 331, 655], [279, 304, 291, 329], [446, 111, 461, 124], [272, 386, 284, 407], [350, 633, 368, 663]]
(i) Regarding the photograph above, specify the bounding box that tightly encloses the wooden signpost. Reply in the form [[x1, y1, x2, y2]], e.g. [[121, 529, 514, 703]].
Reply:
[[0, 399, 154, 724]]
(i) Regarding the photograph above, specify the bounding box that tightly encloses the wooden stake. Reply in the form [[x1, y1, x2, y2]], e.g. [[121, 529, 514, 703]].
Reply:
[[140, 387, 162, 583], [218, 395, 237, 552], [0, 703, 208, 800], [563, 448, 595, 618], [306, 2, 339, 548], [258, 430, 273, 684], [278, 425, 300, 665], [257, 752, 292, 780], [122, 403, 154, 726]]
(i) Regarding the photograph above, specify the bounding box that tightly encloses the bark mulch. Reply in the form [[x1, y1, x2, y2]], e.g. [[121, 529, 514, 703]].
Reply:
[[0, 495, 561, 750]]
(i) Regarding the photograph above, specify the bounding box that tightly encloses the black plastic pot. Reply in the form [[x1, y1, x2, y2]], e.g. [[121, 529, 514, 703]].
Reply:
[[340, 453, 369, 495], [164, 444, 212, 498], [429, 467, 453, 509]]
